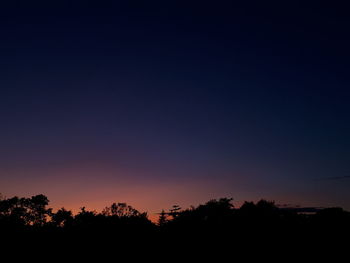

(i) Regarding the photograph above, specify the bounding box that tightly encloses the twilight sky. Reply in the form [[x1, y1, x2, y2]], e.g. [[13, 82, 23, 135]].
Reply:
[[1, 1, 350, 215]]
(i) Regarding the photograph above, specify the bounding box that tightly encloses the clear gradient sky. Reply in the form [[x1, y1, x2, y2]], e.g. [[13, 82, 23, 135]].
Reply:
[[1, 1, 350, 215]]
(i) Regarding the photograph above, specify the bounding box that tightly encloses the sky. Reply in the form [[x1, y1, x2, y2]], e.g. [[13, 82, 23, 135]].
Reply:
[[1, 1, 350, 216]]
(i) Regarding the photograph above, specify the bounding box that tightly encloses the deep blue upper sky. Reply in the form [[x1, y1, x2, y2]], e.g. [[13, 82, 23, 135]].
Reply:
[[1, 1, 350, 211]]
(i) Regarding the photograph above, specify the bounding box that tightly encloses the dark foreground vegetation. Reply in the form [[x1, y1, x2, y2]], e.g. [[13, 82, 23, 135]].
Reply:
[[0, 194, 348, 258]]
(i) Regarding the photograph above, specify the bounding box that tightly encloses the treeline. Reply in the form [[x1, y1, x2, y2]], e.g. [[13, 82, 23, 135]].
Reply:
[[1, 194, 349, 257], [0, 194, 152, 233], [1, 194, 349, 234]]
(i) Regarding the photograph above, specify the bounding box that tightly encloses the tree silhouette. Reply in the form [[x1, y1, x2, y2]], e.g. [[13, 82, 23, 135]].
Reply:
[[158, 210, 168, 226], [0, 194, 52, 227], [102, 202, 147, 218], [28, 194, 52, 226], [169, 205, 181, 219], [52, 208, 73, 227]]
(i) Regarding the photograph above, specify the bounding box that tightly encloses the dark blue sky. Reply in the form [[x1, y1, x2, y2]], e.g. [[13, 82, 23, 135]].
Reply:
[[1, 1, 350, 212]]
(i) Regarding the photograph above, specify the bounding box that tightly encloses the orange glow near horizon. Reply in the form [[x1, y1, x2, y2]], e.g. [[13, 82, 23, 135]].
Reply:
[[2, 161, 348, 223], [2, 171, 339, 223]]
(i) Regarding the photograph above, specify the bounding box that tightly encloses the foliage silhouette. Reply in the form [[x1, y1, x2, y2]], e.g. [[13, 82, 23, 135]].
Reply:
[[0, 193, 349, 258]]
